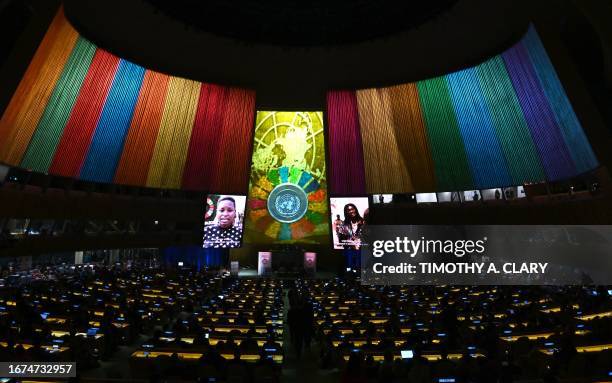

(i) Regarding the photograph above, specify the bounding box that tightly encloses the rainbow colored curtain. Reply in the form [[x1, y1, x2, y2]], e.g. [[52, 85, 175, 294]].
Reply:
[[0, 8, 256, 193], [327, 25, 598, 194]]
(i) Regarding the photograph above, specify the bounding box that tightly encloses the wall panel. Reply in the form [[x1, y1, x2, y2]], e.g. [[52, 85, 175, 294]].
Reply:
[[326, 25, 597, 193]]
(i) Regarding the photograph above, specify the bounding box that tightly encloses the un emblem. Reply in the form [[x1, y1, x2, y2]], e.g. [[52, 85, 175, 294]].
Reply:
[[267, 183, 309, 223]]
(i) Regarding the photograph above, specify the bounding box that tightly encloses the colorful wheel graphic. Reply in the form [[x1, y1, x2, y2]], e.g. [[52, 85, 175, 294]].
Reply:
[[248, 166, 327, 241], [205, 196, 217, 220]]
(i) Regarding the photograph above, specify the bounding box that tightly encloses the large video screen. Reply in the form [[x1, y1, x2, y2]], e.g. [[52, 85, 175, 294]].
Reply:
[[330, 197, 369, 249], [203, 195, 246, 248], [245, 112, 329, 244]]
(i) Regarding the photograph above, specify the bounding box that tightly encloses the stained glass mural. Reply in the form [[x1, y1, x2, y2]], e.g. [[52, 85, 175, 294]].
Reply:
[[245, 111, 329, 244]]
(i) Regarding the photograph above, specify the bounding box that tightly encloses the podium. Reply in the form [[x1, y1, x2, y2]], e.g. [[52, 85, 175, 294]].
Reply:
[[230, 261, 239, 276], [304, 252, 317, 275], [258, 252, 272, 276]]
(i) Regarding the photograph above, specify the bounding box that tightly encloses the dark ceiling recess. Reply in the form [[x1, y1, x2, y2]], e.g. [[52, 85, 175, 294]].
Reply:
[[61, 0, 528, 108], [0, 0, 34, 66], [144, 0, 459, 46]]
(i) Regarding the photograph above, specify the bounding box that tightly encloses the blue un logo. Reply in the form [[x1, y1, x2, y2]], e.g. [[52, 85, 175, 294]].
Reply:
[[267, 183, 309, 223]]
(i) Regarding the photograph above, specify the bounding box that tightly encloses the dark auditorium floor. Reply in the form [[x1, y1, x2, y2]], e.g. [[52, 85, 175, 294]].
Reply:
[[79, 335, 147, 380], [3, 267, 610, 382], [280, 287, 341, 383], [74, 283, 337, 383]]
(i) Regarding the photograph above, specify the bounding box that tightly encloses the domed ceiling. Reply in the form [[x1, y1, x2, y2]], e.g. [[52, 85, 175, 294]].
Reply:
[[144, 0, 459, 46], [63, 0, 530, 108]]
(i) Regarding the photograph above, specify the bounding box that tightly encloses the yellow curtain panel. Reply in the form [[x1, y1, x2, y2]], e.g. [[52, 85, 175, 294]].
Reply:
[[146, 77, 201, 188], [386, 84, 437, 191], [356, 88, 414, 193]]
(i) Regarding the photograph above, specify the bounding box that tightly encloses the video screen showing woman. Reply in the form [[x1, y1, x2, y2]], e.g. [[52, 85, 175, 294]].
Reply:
[[330, 197, 369, 249], [203, 195, 246, 248]]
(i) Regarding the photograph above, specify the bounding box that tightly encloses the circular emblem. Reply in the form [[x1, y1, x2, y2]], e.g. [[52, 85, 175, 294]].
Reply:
[[267, 183, 309, 223]]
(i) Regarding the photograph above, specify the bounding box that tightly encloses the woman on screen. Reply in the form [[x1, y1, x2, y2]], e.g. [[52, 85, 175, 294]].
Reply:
[[336, 203, 365, 249], [204, 196, 242, 248]]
